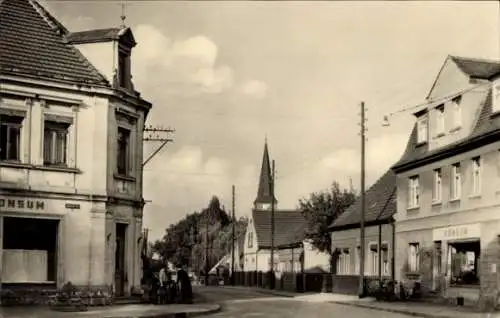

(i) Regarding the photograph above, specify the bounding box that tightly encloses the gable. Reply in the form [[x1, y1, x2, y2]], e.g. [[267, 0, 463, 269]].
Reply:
[[427, 56, 472, 101]]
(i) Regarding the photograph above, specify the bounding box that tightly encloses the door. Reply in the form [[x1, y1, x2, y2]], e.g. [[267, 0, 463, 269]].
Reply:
[[115, 223, 127, 297]]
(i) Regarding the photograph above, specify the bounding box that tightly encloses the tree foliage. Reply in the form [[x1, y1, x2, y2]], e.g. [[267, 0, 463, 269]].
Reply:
[[299, 181, 356, 254], [152, 195, 248, 274]]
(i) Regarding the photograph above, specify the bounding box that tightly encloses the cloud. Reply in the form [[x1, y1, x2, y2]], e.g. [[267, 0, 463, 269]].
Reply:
[[133, 24, 234, 96], [143, 145, 258, 241], [239, 80, 268, 99]]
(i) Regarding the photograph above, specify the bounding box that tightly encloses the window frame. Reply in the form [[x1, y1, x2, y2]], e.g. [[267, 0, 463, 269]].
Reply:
[[451, 96, 462, 129], [43, 120, 70, 166], [435, 105, 445, 136], [408, 242, 420, 273], [472, 157, 481, 195], [116, 126, 132, 176], [408, 175, 420, 208], [432, 168, 442, 203], [0, 114, 23, 162], [417, 116, 428, 144], [451, 163, 461, 200]]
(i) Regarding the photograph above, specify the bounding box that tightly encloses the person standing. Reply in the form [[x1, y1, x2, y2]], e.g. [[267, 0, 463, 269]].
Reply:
[[158, 263, 169, 304], [177, 265, 193, 304]]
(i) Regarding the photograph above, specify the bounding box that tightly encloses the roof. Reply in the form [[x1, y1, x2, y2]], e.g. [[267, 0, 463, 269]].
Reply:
[[392, 89, 495, 172], [66, 27, 136, 47], [330, 170, 396, 229], [450, 55, 500, 79], [252, 209, 307, 248], [0, 0, 108, 85], [254, 142, 276, 206]]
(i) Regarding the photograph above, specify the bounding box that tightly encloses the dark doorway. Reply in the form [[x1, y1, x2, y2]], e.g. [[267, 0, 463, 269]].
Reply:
[[115, 223, 128, 296], [3, 217, 59, 284]]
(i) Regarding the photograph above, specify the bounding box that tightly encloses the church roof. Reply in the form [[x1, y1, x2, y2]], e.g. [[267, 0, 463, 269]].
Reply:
[[254, 141, 276, 205], [0, 0, 108, 85]]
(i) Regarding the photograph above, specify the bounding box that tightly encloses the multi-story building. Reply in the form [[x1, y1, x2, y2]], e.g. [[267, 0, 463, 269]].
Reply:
[[392, 55, 500, 307], [0, 0, 151, 299]]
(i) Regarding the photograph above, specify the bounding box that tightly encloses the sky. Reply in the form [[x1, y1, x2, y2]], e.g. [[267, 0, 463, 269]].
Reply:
[[42, 0, 499, 241]]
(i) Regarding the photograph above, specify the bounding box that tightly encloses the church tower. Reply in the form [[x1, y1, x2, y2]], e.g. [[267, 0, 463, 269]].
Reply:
[[254, 140, 278, 211]]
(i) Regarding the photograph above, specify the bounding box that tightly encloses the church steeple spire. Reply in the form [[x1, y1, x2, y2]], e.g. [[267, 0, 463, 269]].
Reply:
[[254, 139, 277, 210]]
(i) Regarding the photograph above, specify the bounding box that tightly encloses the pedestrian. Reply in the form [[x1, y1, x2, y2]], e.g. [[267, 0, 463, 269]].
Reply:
[[177, 264, 193, 304], [158, 262, 169, 304]]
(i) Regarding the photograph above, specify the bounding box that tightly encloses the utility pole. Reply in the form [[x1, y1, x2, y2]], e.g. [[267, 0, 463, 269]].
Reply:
[[143, 125, 175, 167], [358, 102, 367, 298], [204, 217, 209, 285], [270, 159, 276, 290], [231, 185, 236, 285]]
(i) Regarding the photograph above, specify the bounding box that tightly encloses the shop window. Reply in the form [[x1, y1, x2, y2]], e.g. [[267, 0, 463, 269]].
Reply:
[[449, 241, 480, 286], [44, 121, 69, 166], [408, 243, 420, 272], [0, 115, 23, 161]]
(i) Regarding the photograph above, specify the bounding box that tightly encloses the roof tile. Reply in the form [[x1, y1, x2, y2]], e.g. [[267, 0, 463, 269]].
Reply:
[[0, 0, 108, 85], [330, 170, 396, 229], [252, 210, 307, 248]]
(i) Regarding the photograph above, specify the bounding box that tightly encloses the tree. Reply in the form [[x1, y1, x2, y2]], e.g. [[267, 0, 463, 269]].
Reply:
[[299, 181, 356, 255]]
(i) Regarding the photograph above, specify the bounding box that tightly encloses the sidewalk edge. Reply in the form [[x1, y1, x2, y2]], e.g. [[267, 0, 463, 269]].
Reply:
[[329, 301, 456, 318], [188, 303, 222, 317]]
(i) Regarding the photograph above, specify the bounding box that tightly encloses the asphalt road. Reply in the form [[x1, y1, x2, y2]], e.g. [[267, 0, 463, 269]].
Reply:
[[195, 286, 414, 318]]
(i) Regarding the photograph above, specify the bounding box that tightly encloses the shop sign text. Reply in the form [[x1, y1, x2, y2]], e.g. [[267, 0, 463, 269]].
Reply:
[[433, 223, 480, 241], [0, 198, 45, 210]]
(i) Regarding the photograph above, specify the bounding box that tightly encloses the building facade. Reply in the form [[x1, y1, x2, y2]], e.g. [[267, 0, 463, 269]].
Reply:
[[329, 170, 396, 295], [0, 0, 151, 298], [392, 55, 500, 307]]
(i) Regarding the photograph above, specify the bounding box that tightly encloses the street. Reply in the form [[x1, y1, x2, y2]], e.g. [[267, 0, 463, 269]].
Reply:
[[195, 286, 414, 318]]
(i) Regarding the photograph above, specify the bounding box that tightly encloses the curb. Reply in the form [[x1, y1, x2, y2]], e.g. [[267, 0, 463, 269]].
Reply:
[[114, 304, 222, 318], [254, 289, 296, 298], [329, 301, 456, 318]]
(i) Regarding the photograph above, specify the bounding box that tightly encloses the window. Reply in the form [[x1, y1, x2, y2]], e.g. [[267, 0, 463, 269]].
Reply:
[[408, 176, 420, 208], [408, 243, 420, 272], [336, 249, 351, 274], [451, 163, 461, 200], [294, 261, 301, 273], [354, 246, 361, 274], [433, 169, 442, 203], [117, 127, 131, 175], [417, 116, 428, 144], [452, 96, 462, 128], [247, 232, 253, 248], [0, 115, 22, 161], [43, 121, 69, 166], [118, 51, 129, 88], [472, 157, 481, 195], [369, 244, 378, 275], [381, 244, 389, 276], [436, 105, 445, 136]]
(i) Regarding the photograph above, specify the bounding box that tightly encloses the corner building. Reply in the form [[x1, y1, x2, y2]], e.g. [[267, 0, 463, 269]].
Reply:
[[0, 0, 152, 297], [392, 55, 500, 308]]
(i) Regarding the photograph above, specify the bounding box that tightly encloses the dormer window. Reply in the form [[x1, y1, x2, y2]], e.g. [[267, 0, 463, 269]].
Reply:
[[417, 115, 428, 144], [118, 50, 130, 89], [436, 105, 445, 136], [451, 96, 462, 129]]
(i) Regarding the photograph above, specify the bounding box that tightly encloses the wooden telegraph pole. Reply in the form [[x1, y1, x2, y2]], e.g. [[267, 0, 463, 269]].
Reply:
[[358, 102, 367, 298], [231, 185, 236, 285], [270, 159, 276, 289]]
